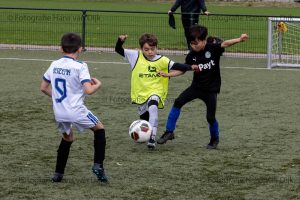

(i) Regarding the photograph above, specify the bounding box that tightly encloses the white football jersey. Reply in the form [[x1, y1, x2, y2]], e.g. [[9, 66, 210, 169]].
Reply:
[[43, 56, 91, 122]]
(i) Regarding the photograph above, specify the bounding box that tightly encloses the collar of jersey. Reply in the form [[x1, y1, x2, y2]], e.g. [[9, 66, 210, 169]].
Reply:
[[142, 53, 161, 62], [63, 56, 75, 60]]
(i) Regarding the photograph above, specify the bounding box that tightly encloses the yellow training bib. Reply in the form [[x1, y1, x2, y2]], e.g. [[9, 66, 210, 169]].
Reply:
[[131, 51, 170, 108]]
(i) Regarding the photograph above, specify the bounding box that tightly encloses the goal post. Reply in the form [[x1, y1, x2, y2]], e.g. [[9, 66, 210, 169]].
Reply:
[[267, 17, 300, 69]]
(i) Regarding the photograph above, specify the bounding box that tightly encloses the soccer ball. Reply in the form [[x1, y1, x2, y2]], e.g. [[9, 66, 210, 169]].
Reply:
[[129, 120, 152, 143]]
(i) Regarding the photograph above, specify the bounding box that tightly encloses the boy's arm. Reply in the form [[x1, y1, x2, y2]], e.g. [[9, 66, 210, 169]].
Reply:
[[171, 62, 192, 71], [199, 0, 209, 14], [170, 62, 200, 72], [221, 34, 248, 48], [40, 79, 52, 97], [160, 64, 199, 77], [169, 0, 182, 13], [83, 78, 102, 95], [169, 61, 198, 72], [159, 70, 185, 77], [115, 35, 128, 57]]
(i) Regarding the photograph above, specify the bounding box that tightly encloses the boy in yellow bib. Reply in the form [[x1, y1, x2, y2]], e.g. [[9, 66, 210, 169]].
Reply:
[[115, 33, 198, 149]]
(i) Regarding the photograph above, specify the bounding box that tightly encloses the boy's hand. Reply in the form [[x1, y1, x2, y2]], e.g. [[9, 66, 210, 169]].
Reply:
[[83, 78, 101, 95], [158, 71, 169, 77], [91, 77, 101, 88], [119, 35, 128, 42], [191, 64, 200, 73], [240, 34, 248, 42], [159, 70, 185, 77], [204, 11, 210, 16]]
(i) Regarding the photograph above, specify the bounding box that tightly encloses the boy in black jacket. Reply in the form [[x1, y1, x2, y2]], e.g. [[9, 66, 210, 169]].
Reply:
[[168, 0, 209, 49]]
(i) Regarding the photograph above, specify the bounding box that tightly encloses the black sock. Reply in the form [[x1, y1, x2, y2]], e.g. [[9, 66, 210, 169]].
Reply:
[[94, 129, 106, 168], [55, 138, 72, 174], [140, 111, 149, 121]]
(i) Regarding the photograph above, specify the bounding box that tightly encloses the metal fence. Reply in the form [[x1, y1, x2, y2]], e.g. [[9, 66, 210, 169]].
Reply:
[[0, 7, 299, 57]]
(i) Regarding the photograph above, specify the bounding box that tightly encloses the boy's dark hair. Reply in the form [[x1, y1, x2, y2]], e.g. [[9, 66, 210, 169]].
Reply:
[[188, 25, 208, 42], [139, 33, 158, 48], [61, 32, 82, 53]]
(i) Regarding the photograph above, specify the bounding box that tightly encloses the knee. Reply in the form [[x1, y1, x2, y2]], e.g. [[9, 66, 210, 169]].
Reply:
[[63, 132, 74, 142], [207, 117, 216, 126], [148, 104, 158, 114], [174, 98, 184, 109], [92, 122, 104, 131]]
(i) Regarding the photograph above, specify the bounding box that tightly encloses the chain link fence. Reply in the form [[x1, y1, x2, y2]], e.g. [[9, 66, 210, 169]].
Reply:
[[0, 7, 298, 57]]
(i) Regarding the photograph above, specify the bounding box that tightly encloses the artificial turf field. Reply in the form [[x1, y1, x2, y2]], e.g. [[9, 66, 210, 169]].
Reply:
[[0, 49, 299, 199]]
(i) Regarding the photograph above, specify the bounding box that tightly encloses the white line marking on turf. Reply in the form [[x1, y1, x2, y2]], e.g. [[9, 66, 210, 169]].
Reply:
[[0, 57, 129, 65], [1, 57, 300, 71], [224, 66, 266, 70], [224, 66, 300, 71], [0, 57, 55, 62]]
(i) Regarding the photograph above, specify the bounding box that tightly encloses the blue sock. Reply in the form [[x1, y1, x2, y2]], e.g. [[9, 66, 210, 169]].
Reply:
[[209, 120, 219, 140], [166, 106, 181, 132]]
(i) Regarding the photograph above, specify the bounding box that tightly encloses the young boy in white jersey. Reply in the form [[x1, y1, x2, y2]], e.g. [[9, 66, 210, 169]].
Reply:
[[40, 33, 108, 183], [115, 33, 198, 149]]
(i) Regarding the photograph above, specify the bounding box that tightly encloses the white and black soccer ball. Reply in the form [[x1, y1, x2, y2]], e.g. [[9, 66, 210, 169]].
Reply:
[[128, 120, 152, 143]]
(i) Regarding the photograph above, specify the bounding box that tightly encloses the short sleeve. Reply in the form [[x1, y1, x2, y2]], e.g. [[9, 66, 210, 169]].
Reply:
[[43, 65, 52, 83], [185, 53, 194, 65], [79, 63, 91, 84], [214, 43, 225, 55], [168, 60, 175, 70], [218, 43, 225, 55], [124, 49, 139, 69]]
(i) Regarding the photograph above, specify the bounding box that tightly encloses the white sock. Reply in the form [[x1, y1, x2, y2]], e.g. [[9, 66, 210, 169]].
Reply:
[[148, 105, 158, 138]]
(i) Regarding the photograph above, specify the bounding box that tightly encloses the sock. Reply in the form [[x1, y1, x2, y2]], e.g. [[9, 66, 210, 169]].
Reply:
[[94, 129, 106, 168], [166, 106, 181, 132], [139, 111, 149, 121], [148, 105, 158, 138], [55, 138, 72, 174], [209, 120, 219, 140]]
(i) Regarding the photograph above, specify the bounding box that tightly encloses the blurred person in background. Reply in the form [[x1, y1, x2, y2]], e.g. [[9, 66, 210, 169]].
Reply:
[[168, 0, 210, 50]]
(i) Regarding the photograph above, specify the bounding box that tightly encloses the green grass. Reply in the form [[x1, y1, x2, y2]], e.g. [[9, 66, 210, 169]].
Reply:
[[0, 0, 300, 15], [0, 49, 299, 199], [0, 9, 275, 53], [0, 0, 300, 53]]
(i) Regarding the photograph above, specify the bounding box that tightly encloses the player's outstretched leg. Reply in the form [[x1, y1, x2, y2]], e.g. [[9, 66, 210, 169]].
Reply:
[[147, 104, 158, 149], [157, 106, 180, 144], [92, 129, 108, 183], [207, 120, 219, 149]]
